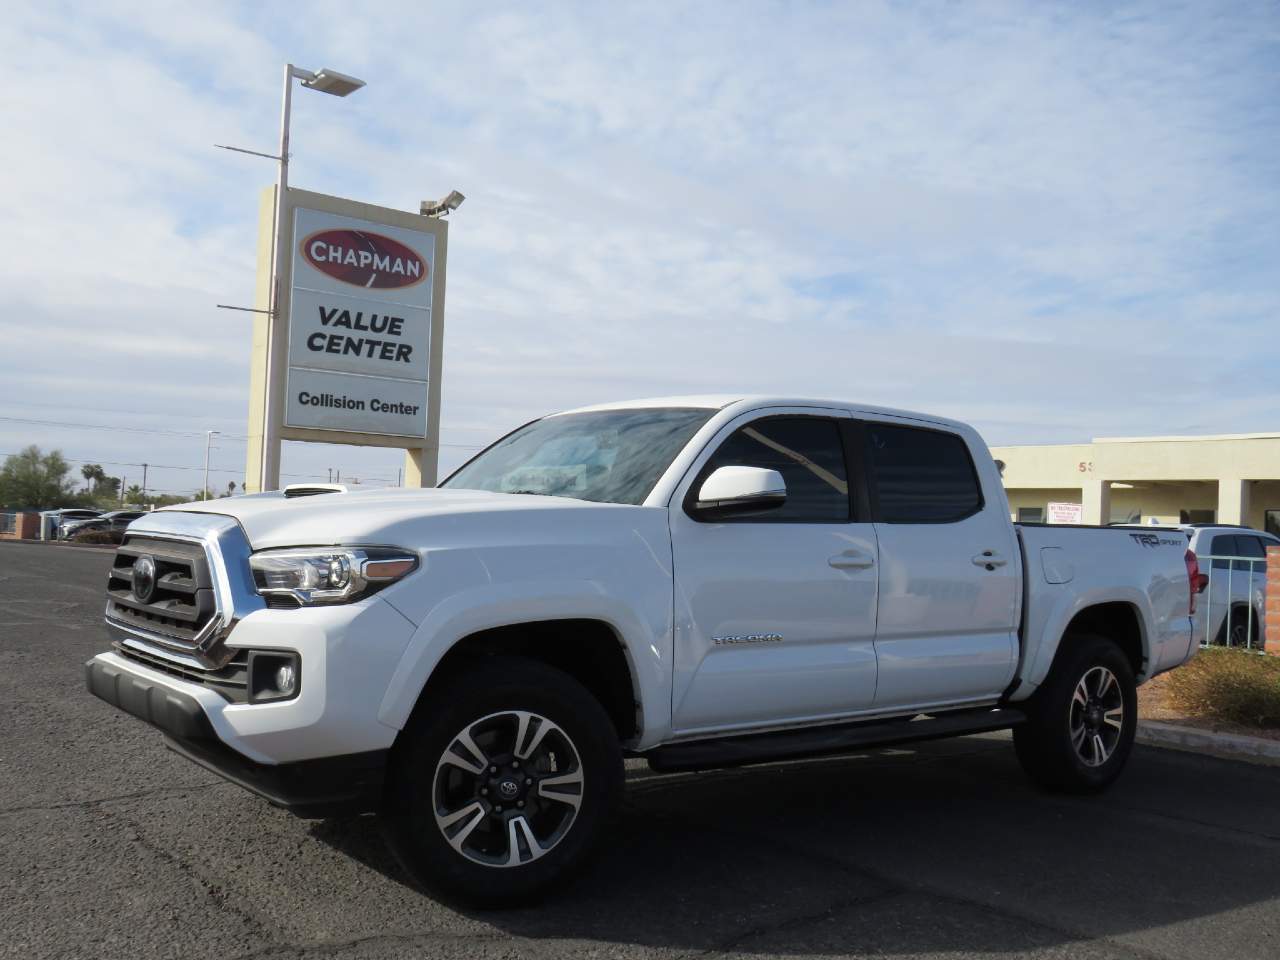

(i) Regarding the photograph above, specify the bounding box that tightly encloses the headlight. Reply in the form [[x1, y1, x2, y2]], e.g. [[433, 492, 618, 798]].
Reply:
[[249, 547, 418, 606]]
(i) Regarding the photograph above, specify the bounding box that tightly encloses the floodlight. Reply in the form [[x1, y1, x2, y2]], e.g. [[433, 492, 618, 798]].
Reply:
[[420, 190, 466, 217], [302, 68, 366, 97]]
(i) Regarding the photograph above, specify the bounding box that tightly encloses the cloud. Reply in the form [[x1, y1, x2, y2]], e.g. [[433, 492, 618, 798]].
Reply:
[[0, 0, 1277, 497]]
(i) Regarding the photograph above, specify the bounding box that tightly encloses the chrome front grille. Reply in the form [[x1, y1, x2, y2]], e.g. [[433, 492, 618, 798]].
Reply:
[[107, 536, 217, 644], [103, 512, 265, 671]]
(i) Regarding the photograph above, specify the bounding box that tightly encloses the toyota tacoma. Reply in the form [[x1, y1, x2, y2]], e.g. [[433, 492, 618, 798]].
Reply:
[[87, 396, 1199, 902]]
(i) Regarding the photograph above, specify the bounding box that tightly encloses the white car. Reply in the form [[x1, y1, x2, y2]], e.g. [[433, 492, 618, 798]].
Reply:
[[1186, 525, 1275, 649], [87, 396, 1197, 903], [40, 508, 102, 539]]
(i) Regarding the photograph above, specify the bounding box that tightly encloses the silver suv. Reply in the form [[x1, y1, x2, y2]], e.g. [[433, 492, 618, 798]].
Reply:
[[1187, 525, 1276, 650]]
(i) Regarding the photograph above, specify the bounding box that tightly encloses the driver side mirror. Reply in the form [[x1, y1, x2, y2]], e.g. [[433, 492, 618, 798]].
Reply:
[[693, 466, 786, 518]]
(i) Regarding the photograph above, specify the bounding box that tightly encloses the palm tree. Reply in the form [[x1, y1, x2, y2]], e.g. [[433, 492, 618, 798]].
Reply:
[[226, 480, 237, 497], [81, 463, 105, 493]]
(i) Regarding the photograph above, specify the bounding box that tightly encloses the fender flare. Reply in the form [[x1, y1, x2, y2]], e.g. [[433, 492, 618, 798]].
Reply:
[[376, 580, 668, 744], [1010, 587, 1153, 700]]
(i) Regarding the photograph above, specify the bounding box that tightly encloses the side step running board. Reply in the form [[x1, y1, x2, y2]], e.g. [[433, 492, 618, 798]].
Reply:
[[646, 707, 1027, 773]]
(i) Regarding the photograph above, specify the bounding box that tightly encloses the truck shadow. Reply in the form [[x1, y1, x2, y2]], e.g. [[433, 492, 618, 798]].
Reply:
[[310, 737, 1280, 955]]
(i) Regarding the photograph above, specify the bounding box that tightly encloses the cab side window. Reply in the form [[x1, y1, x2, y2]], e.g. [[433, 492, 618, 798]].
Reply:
[[699, 417, 849, 522], [865, 423, 983, 523]]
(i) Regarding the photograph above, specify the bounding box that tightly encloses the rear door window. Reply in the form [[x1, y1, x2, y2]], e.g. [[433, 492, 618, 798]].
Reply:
[[1237, 536, 1266, 559], [864, 423, 983, 523]]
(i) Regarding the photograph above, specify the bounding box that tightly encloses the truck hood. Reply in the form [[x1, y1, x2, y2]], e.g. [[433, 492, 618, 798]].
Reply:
[[146, 487, 613, 550]]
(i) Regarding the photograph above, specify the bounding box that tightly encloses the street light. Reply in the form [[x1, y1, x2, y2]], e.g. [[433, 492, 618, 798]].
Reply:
[[204, 431, 219, 501], [259, 64, 366, 494], [301, 68, 366, 97]]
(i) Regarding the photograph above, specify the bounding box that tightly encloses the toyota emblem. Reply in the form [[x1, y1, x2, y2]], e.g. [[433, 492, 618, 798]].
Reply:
[[131, 555, 156, 603]]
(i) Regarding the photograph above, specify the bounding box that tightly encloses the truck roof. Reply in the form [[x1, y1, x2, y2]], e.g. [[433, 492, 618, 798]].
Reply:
[[558, 395, 968, 432]]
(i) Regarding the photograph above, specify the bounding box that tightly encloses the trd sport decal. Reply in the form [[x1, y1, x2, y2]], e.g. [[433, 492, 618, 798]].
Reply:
[[1128, 533, 1183, 548]]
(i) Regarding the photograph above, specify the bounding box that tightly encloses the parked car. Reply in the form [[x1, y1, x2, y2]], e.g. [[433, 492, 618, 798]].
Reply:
[[1186, 525, 1276, 649], [62, 510, 146, 542], [40, 508, 102, 539], [86, 396, 1197, 903]]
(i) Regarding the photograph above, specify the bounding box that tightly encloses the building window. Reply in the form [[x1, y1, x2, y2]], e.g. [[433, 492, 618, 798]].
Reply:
[[1266, 510, 1280, 538], [1180, 509, 1215, 524], [1017, 506, 1044, 523]]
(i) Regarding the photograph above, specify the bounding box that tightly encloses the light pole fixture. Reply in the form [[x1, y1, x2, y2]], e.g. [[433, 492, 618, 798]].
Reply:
[[256, 64, 366, 494], [420, 190, 466, 217], [300, 68, 366, 97]]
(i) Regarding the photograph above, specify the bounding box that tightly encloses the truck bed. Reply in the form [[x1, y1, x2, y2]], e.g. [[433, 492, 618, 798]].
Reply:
[[1010, 523, 1194, 699]]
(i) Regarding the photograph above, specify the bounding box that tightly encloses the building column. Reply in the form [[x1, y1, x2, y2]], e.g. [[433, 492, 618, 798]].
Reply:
[[403, 444, 437, 488], [1217, 477, 1250, 526], [1083, 478, 1112, 526]]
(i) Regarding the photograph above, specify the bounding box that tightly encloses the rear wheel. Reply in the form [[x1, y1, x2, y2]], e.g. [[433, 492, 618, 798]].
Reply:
[[1214, 605, 1258, 648], [1014, 633, 1136, 793], [380, 657, 623, 905]]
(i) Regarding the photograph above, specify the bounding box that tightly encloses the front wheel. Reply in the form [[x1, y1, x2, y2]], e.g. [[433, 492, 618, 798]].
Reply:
[[380, 656, 623, 905], [1013, 633, 1137, 793]]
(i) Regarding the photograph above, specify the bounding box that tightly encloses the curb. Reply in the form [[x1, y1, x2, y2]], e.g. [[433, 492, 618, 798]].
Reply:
[[1137, 720, 1280, 766]]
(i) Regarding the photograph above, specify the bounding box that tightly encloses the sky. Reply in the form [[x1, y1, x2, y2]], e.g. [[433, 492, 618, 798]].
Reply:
[[1, 1, 1278, 499]]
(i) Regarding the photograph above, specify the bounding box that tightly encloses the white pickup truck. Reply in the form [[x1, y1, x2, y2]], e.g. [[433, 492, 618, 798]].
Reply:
[[87, 396, 1198, 903]]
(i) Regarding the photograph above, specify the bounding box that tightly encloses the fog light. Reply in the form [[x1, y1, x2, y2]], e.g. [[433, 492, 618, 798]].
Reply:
[[247, 651, 301, 703], [275, 662, 297, 696]]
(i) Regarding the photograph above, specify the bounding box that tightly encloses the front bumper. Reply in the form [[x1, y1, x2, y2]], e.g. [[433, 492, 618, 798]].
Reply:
[[101, 593, 417, 762], [86, 656, 387, 818]]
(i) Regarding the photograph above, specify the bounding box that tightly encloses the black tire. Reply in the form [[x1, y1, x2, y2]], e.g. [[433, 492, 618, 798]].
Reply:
[[1213, 605, 1257, 649], [1013, 633, 1137, 793], [380, 656, 623, 906]]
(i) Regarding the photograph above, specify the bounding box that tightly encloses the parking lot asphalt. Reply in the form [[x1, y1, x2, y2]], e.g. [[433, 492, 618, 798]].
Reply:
[[3, 539, 1280, 960]]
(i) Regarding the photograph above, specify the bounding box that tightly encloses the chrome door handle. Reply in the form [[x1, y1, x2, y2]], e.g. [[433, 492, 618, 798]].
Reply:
[[972, 551, 1007, 570], [829, 551, 875, 569]]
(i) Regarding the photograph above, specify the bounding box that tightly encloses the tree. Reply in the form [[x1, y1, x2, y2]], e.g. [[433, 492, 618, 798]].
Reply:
[[97, 476, 121, 500], [226, 480, 237, 497], [0, 446, 75, 509], [124, 484, 145, 505]]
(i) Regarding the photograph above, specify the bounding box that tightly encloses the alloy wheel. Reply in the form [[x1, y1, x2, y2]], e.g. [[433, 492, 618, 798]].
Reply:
[[432, 710, 584, 868], [1068, 666, 1124, 767]]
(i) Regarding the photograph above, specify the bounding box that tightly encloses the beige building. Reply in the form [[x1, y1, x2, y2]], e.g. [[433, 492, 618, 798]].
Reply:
[[991, 433, 1280, 533]]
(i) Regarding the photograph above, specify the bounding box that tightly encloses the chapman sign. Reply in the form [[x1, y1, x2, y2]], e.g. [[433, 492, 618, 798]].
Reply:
[[285, 206, 436, 437], [244, 187, 449, 493]]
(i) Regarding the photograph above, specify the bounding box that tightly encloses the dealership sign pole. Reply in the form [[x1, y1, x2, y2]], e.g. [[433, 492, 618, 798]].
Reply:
[[244, 187, 448, 491], [247, 64, 367, 493]]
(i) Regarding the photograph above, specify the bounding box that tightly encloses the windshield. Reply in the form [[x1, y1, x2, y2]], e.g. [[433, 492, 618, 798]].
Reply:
[[442, 407, 715, 505]]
